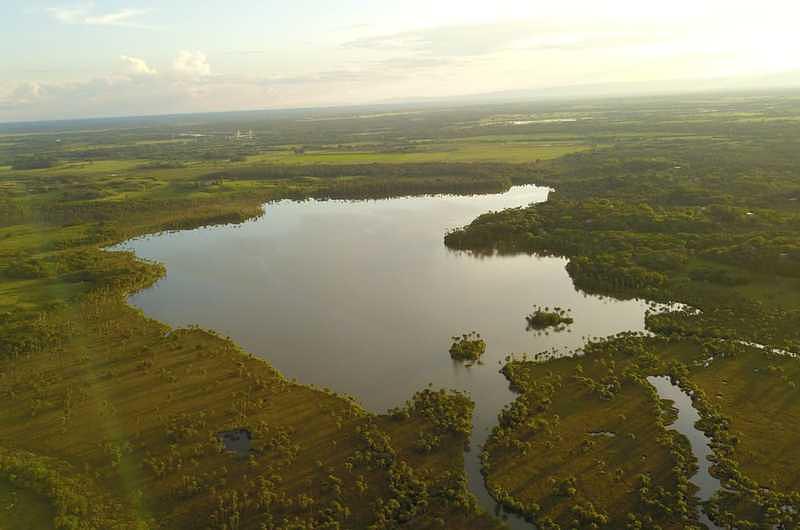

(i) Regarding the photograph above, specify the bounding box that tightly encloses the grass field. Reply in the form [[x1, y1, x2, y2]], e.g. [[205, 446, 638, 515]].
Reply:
[[481, 334, 724, 526], [244, 141, 590, 165], [689, 347, 800, 491], [0, 479, 54, 530]]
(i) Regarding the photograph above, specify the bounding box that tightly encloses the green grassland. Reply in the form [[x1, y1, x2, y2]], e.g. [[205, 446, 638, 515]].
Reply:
[[480, 332, 800, 528], [484, 337, 706, 529], [2, 287, 501, 529], [0, 478, 54, 529], [1, 91, 800, 528], [689, 346, 800, 491], [243, 141, 589, 165]]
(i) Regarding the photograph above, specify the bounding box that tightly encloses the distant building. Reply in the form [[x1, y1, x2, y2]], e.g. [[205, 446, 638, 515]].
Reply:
[[234, 129, 255, 140]]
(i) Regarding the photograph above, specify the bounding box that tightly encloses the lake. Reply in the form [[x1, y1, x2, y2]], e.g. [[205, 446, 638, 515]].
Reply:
[[115, 185, 661, 528]]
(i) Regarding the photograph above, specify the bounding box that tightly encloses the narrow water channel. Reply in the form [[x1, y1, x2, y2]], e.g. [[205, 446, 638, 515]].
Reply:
[[647, 376, 722, 530], [114, 186, 660, 528]]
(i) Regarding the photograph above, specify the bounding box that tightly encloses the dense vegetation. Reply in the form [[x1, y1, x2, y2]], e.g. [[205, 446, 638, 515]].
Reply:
[[444, 92, 800, 527], [1, 90, 800, 528], [449, 332, 487, 362], [525, 307, 574, 331]]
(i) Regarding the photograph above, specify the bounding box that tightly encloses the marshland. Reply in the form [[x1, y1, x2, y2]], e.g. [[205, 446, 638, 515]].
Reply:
[[2, 92, 800, 529]]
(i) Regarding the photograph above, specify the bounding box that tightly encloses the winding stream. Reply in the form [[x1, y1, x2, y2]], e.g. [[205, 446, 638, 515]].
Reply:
[[648, 376, 722, 530], [114, 185, 664, 528]]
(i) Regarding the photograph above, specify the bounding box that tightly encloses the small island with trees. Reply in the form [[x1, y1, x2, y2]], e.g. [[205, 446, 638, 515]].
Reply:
[[526, 305, 574, 331], [449, 332, 487, 361]]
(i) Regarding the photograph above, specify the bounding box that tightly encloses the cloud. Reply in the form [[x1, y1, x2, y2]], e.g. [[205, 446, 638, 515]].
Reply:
[[257, 57, 451, 88], [173, 51, 211, 77], [223, 50, 269, 56], [46, 5, 87, 23], [46, 4, 154, 28], [9, 82, 45, 104], [0, 47, 470, 121], [0, 63, 388, 121], [84, 8, 149, 26], [1, 75, 198, 120], [120, 55, 157, 76], [344, 20, 674, 57]]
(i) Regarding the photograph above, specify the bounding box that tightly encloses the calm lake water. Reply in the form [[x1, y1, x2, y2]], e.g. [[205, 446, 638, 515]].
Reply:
[[116, 185, 662, 528]]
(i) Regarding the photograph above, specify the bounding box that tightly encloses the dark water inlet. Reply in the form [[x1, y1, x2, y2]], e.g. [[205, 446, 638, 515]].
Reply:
[[114, 186, 661, 528]]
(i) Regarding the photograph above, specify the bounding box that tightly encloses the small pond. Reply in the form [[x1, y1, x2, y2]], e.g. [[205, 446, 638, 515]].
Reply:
[[219, 428, 253, 457]]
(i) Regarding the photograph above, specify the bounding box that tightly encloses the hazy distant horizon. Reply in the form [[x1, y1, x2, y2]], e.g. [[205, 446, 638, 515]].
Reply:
[[3, 0, 800, 122], [3, 73, 800, 128]]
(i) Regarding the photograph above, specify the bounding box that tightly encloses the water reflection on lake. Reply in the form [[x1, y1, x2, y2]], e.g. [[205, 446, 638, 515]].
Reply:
[[116, 185, 660, 528]]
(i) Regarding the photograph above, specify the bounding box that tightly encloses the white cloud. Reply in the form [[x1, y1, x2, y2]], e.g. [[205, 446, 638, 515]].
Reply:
[[46, 5, 88, 23], [84, 8, 149, 26], [46, 4, 153, 28], [344, 20, 676, 58], [173, 51, 212, 77], [0, 73, 271, 120], [9, 82, 45, 104], [120, 55, 157, 76]]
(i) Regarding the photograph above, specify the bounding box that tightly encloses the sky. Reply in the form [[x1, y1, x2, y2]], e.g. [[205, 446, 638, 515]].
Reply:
[[2, 0, 800, 122]]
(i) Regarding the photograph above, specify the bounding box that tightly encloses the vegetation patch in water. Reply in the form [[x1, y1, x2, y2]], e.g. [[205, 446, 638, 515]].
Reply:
[[526, 306, 574, 331], [449, 332, 487, 361]]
